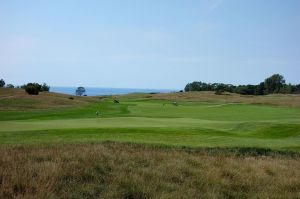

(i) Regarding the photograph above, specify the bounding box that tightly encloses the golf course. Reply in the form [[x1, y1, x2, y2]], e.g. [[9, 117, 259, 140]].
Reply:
[[1, 89, 300, 151], [1, 88, 300, 198], [2, 1, 300, 198]]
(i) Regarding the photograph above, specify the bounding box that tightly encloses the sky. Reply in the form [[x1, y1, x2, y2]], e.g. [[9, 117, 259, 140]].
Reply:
[[1, 0, 299, 89]]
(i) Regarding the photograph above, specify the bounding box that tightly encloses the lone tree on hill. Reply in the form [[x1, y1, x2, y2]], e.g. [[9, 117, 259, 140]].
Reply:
[[0, 79, 5, 87], [76, 87, 86, 96]]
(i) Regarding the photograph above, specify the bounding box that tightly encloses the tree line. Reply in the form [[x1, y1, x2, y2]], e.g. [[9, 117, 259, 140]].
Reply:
[[0, 79, 18, 89], [0, 79, 50, 95], [1, 78, 85, 96], [1, 78, 86, 96], [184, 74, 300, 95]]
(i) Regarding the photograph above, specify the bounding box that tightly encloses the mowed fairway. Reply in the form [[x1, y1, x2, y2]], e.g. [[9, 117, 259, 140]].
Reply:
[[1, 89, 300, 151]]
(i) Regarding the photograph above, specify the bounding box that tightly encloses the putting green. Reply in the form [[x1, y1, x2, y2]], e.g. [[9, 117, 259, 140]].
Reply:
[[0, 117, 233, 132]]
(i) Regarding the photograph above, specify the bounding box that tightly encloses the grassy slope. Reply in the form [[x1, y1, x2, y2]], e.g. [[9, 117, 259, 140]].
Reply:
[[152, 91, 300, 107], [0, 88, 98, 110], [0, 89, 300, 151]]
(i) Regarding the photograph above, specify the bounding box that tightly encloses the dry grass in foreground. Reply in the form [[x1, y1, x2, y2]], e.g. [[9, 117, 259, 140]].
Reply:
[[152, 91, 300, 107], [1, 142, 300, 199]]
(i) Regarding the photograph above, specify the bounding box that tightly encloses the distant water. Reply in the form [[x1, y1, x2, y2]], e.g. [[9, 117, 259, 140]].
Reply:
[[50, 87, 175, 96]]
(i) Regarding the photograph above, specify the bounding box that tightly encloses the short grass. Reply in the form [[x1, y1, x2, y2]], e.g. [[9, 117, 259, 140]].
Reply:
[[0, 89, 300, 151]]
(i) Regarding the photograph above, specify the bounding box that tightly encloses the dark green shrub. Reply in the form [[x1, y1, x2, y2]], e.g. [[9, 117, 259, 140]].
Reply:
[[6, 84, 14, 88], [22, 83, 50, 95], [113, 99, 120, 103], [41, 83, 50, 92], [24, 83, 42, 95], [0, 79, 5, 87]]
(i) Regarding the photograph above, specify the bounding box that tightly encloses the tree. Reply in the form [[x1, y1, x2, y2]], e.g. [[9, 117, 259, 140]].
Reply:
[[24, 83, 42, 95], [0, 79, 5, 87], [254, 82, 265, 95], [21, 82, 50, 94], [184, 83, 191, 92], [6, 84, 14, 88], [184, 81, 201, 91], [41, 83, 50, 92], [280, 84, 292, 94], [264, 74, 285, 94], [236, 85, 256, 95], [76, 87, 86, 96], [183, 74, 299, 95]]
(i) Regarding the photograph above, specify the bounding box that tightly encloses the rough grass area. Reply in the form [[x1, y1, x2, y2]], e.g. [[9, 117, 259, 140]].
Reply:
[[152, 91, 300, 107], [1, 142, 300, 199], [0, 88, 97, 110]]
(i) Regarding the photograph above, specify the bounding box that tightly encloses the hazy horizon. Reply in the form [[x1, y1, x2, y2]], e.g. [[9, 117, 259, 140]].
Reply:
[[1, 0, 300, 89]]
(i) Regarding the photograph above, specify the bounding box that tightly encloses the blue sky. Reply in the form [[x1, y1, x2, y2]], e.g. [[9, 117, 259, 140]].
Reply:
[[1, 0, 299, 89]]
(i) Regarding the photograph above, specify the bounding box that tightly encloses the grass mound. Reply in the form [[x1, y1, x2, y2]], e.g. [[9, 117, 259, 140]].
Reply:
[[249, 124, 300, 139], [0, 88, 97, 110]]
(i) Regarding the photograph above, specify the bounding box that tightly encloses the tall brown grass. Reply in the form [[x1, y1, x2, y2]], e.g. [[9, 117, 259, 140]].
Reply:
[[1, 142, 300, 198], [0, 88, 98, 110], [152, 91, 300, 107]]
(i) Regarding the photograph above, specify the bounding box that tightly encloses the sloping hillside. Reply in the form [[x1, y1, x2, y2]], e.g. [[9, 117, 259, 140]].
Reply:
[[0, 88, 98, 110], [151, 91, 300, 107]]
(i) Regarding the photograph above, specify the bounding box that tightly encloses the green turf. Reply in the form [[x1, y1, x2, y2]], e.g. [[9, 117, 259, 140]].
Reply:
[[1, 96, 300, 151]]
